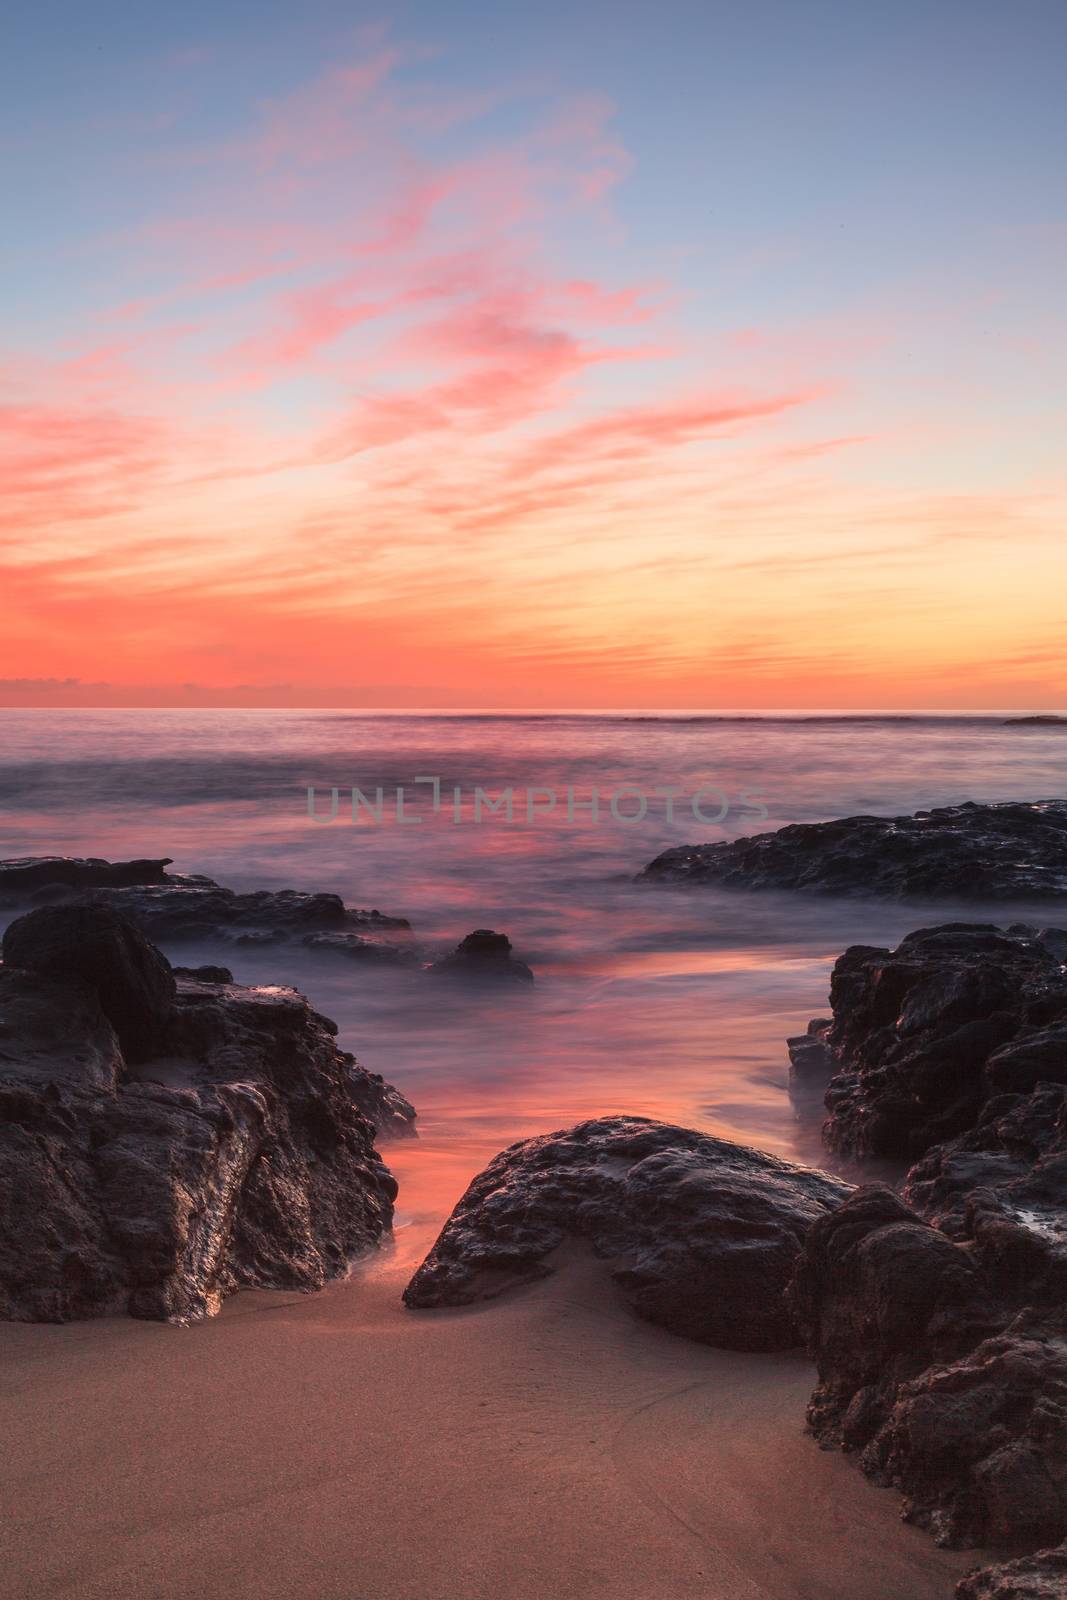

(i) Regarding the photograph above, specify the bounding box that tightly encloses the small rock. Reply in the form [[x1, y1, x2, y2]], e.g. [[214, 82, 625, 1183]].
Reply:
[[427, 929, 534, 984]]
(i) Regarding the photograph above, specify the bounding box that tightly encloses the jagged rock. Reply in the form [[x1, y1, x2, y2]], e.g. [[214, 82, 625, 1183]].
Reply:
[[426, 928, 534, 983], [789, 1187, 1067, 1553], [957, 1542, 1067, 1598], [173, 964, 235, 984], [3, 903, 176, 1062], [405, 1116, 850, 1350], [639, 800, 1067, 901], [795, 924, 1067, 1160], [0, 912, 413, 1323]]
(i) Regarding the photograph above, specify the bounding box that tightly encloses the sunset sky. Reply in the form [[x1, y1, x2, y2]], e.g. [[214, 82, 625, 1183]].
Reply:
[[2, 0, 1065, 709]]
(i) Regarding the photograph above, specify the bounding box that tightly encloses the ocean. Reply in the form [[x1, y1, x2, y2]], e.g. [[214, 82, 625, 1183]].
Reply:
[[2, 709, 1065, 1243]]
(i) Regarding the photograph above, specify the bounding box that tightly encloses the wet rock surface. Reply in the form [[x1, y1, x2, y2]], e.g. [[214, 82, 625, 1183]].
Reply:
[[0, 909, 413, 1324], [426, 928, 534, 984], [640, 800, 1067, 901], [405, 1116, 849, 1350]]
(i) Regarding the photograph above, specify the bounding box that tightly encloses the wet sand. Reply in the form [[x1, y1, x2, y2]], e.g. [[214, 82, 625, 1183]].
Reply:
[[1, 1221, 978, 1600]]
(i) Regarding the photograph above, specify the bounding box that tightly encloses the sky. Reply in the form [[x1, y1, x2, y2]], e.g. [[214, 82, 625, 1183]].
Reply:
[[2, 0, 1065, 710]]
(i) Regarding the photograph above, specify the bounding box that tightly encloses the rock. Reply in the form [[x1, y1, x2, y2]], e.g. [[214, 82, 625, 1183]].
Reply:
[[789, 1187, 1067, 1553], [83, 878, 411, 946], [1003, 716, 1067, 727], [878, 1314, 1067, 1550], [903, 1082, 1067, 1305], [426, 929, 534, 983], [639, 800, 1067, 901], [0, 855, 411, 953], [797, 923, 1067, 1160], [957, 1542, 1067, 1598], [0, 912, 413, 1322], [0, 966, 122, 1091], [0, 856, 172, 900], [405, 1116, 850, 1350], [787, 1018, 835, 1119], [3, 903, 177, 1062], [172, 964, 235, 984]]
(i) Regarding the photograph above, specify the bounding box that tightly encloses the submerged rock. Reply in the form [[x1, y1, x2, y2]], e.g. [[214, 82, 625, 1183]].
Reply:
[[0, 909, 413, 1323], [405, 1116, 850, 1350], [796, 923, 1067, 1160], [639, 800, 1067, 901], [426, 928, 534, 984]]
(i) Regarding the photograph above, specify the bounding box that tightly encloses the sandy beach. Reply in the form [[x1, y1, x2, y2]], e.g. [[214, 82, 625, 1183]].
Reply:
[[0, 1169, 977, 1600]]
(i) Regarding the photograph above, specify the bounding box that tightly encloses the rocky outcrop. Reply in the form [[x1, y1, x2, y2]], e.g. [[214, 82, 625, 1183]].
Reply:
[[789, 1188, 1067, 1553], [405, 1116, 850, 1350], [0, 908, 413, 1324], [0, 856, 173, 898], [640, 800, 1067, 901], [0, 859, 536, 984], [426, 928, 534, 984], [0, 855, 411, 957], [784, 915, 1067, 1582], [789, 923, 1067, 1161]]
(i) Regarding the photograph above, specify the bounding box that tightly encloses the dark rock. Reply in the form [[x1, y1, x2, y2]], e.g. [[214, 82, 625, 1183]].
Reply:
[[639, 800, 1067, 901], [787, 1019, 835, 1119], [1003, 716, 1067, 727], [957, 1542, 1067, 1598], [0, 966, 122, 1091], [0, 856, 172, 900], [427, 928, 534, 984], [3, 903, 177, 1062], [405, 1116, 850, 1350], [789, 1187, 1067, 1553], [878, 1314, 1067, 1550], [172, 964, 235, 984], [903, 1083, 1067, 1305], [800, 923, 1067, 1160], [0, 855, 411, 952], [0, 914, 413, 1322], [83, 877, 411, 945]]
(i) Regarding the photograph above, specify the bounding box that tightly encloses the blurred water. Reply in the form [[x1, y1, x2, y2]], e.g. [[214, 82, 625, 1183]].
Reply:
[[1, 709, 1064, 1235]]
